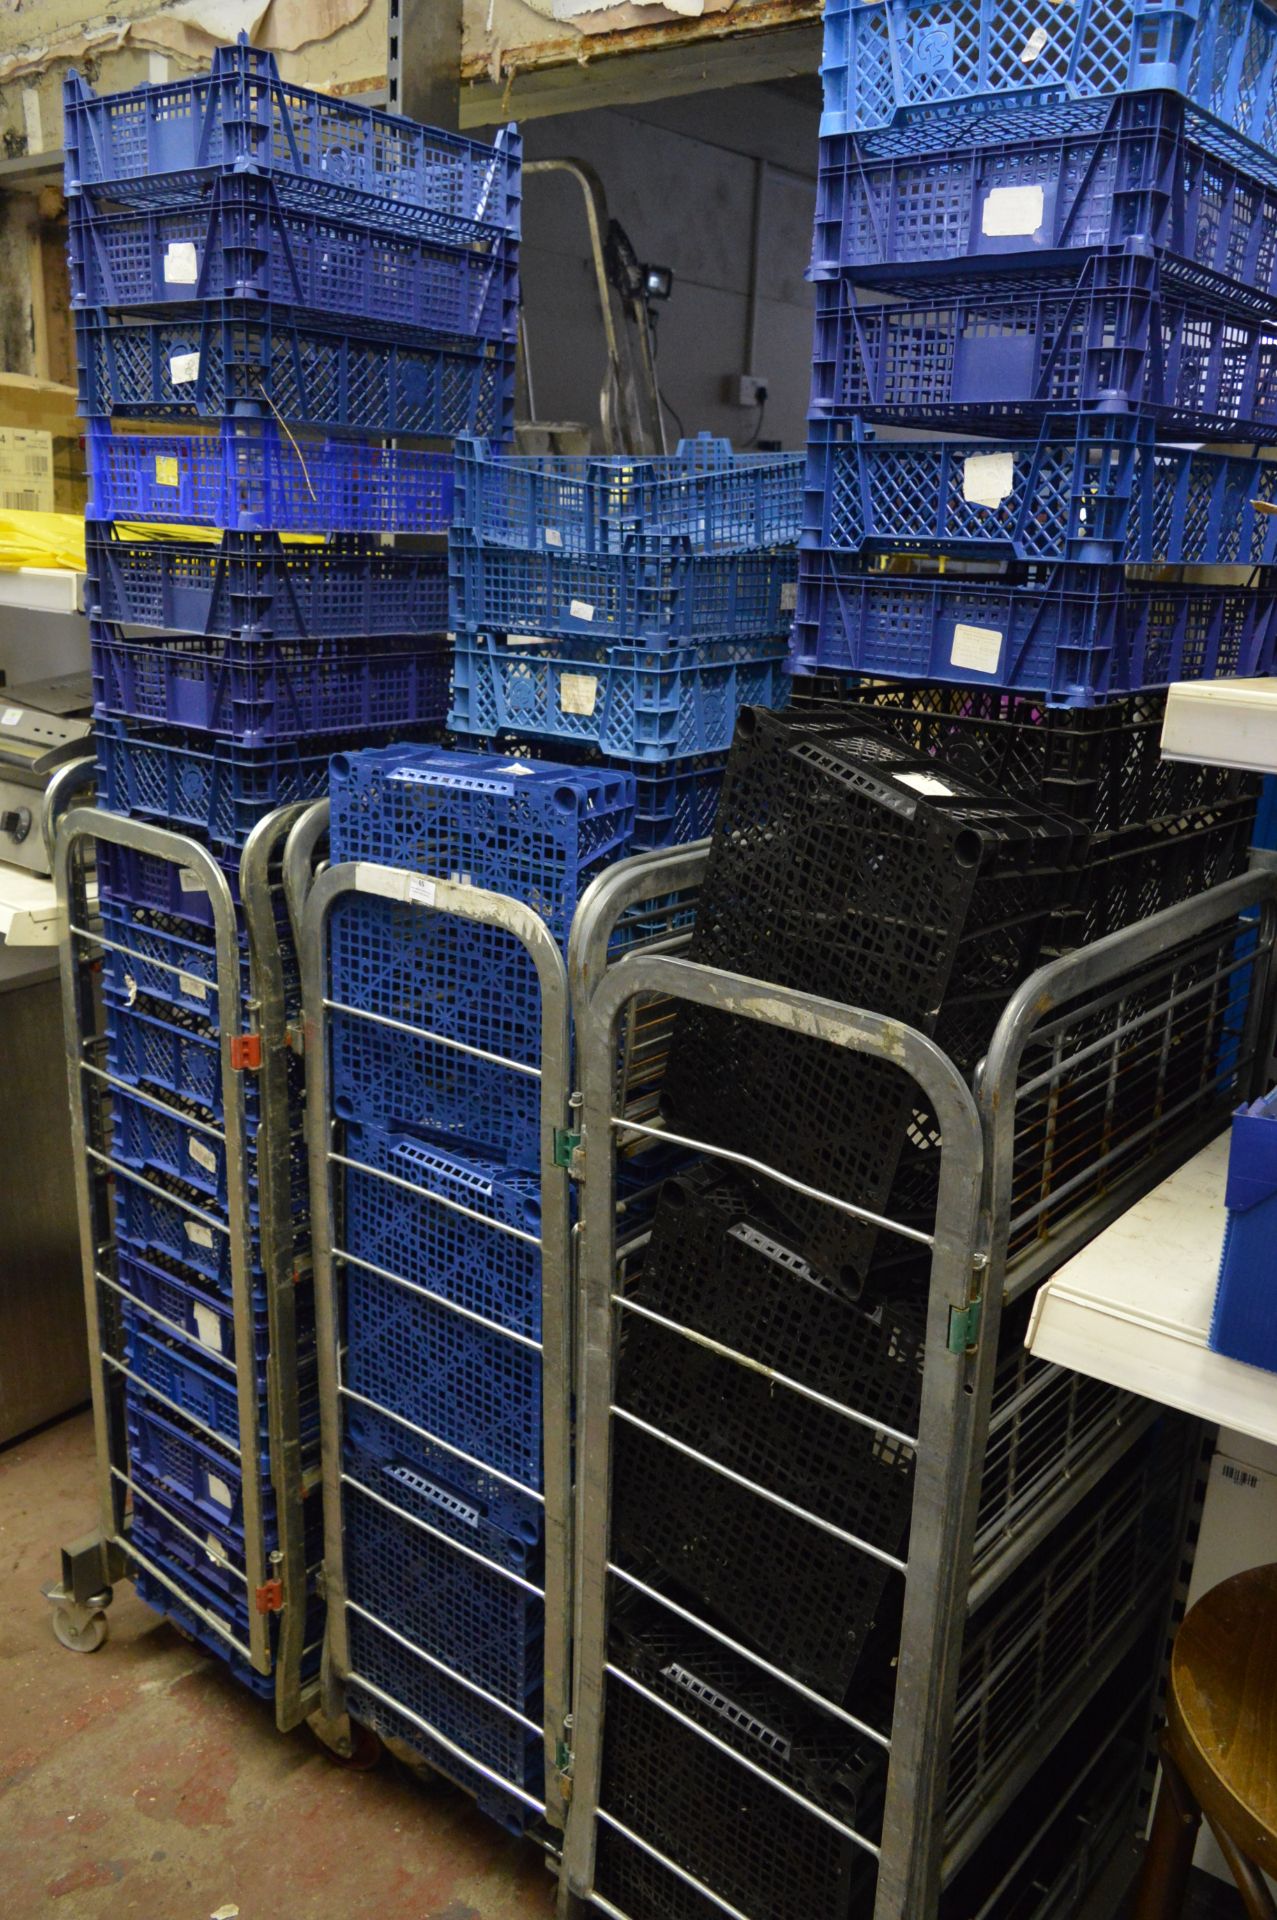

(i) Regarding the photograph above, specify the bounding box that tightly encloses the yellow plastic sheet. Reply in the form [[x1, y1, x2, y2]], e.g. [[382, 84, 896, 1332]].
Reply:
[[0, 511, 324, 571]]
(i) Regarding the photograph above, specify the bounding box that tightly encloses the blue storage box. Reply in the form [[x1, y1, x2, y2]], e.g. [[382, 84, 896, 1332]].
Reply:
[[1212, 1090, 1277, 1370]]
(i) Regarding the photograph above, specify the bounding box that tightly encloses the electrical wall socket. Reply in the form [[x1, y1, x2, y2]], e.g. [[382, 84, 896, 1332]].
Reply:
[[724, 373, 768, 408]]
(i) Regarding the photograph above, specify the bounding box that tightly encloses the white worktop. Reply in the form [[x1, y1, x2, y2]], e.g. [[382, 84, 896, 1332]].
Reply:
[[1026, 1133, 1277, 1447]]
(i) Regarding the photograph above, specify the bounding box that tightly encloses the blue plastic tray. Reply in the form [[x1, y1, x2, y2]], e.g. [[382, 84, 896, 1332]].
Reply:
[[105, 991, 304, 1125], [126, 1389, 266, 1561], [76, 306, 514, 440], [64, 41, 522, 250], [97, 896, 260, 1027], [448, 631, 790, 762], [86, 525, 448, 640], [115, 1163, 242, 1291], [68, 176, 518, 341], [329, 743, 634, 940], [344, 1402, 542, 1575], [328, 915, 543, 1169], [452, 433, 802, 556], [117, 1241, 315, 1379], [819, 0, 1277, 143], [113, 1082, 307, 1215], [86, 419, 454, 533], [97, 717, 382, 852], [124, 1300, 261, 1446], [343, 1126, 542, 1339], [345, 1609, 542, 1826], [811, 91, 1277, 306], [809, 255, 1277, 441], [630, 755, 726, 849], [807, 417, 1277, 566], [92, 621, 451, 746], [450, 531, 796, 647], [791, 552, 1277, 706]]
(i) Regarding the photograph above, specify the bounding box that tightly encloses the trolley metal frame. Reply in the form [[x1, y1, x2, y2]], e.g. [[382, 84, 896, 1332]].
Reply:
[[300, 855, 576, 1827], [45, 803, 321, 1732], [557, 854, 1277, 1920]]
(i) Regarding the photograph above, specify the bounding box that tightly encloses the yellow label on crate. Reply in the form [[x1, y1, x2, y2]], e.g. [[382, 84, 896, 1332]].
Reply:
[[154, 455, 179, 488]]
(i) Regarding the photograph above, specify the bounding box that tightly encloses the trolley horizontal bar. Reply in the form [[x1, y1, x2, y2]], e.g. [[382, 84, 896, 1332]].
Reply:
[[329, 1148, 542, 1247], [342, 1472, 545, 1596], [102, 1354, 243, 1460], [336, 1245, 543, 1351], [323, 997, 541, 1077], [345, 1598, 543, 1733], [86, 1146, 230, 1234], [338, 1382, 545, 1502], [342, 1668, 546, 1814], [595, 1811, 758, 1920]]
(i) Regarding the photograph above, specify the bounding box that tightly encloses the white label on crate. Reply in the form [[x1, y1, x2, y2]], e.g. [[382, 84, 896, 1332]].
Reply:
[[206, 1473, 233, 1510], [169, 350, 200, 386], [962, 450, 1015, 509], [569, 598, 596, 622], [155, 455, 179, 487], [559, 672, 598, 716], [981, 183, 1045, 238], [407, 874, 437, 906], [780, 581, 798, 613], [178, 867, 205, 893], [163, 241, 199, 285], [950, 622, 1004, 675], [507, 633, 554, 647], [178, 970, 207, 1001], [184, 1219, 215, 1249], [1, 707, 20, 726], [124, 972, 138, 1007], [897, 771, 957, 799], [188, 1136, 217, 1174], [192, 1302, 223, 1354], [206, 1534, 229, 1564], [1020, 24, 1049, 62], [544, 526, 563, 547], [498, 761, 534, 776]]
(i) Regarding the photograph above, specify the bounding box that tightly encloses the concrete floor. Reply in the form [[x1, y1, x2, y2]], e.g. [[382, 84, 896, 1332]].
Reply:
[[0, 1410, 557, 1920]]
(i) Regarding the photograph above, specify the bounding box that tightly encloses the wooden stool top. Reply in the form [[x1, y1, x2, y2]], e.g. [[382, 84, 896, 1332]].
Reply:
[[1169, 1561, 1277, 1875]]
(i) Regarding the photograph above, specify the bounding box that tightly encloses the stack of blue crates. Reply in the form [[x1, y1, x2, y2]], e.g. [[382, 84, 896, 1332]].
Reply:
[[329, 745, 635, 1826], [447, 434, 802, 841], [794, 0, 1277, 709], [66, 37, 520, 1693]]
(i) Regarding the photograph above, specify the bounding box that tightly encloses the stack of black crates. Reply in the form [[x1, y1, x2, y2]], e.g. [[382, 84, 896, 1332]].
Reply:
[[64, 37, 518, 1699]]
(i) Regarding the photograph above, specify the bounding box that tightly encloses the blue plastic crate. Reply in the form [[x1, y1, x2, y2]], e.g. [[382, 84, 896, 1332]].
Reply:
[[117, 1242, 315, 1378], [86, 524, 448, 640], [328, 922, 541, 1168], [67, 176, 518, 341], [91, 621, 452, 746], [807, 417, 1277, 566], [819, 0, 1277, 142], [123, 1300, 259, 1445], [116, 1166, 239, 1291], [132, 1506, 326, 1683], [329, 744, 634, 940], [450, 532, 796, 648], [1211, 1089, 1277, 1369], [345, 1482, 541, 1708], [64, 41, 522, 250], [131, 1564, 274, 1698], [98, 897, 256, 1025], [449, 631, 791, 762], [791, 551, 1277, 706], [105, 993, 304, 1125], [452, 433, 803, 556], [344, 1126, 542, 1339], [126, 1390, 268, 1562], [86, 420, 454, 534], [812, 91, 1277, 303], [344, 1402, 541, 1575], [97, 717, 376, 852], [76, 308, 515, 441], [345, 1612, 541, 1828], [113, 1082, 307, 1215], [345, 1261, 541, 1488], [96, 835, 296, 944], [629, 755, 726, 849], [810, 255, 1277, 440]]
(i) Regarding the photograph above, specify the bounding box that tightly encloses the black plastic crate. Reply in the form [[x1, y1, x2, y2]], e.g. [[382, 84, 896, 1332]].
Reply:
[[1049, 798, 1257, 951], [661, 708, 1086, 1295], [597, 1666, 879, 1920], [831, 682, 1258, 836]]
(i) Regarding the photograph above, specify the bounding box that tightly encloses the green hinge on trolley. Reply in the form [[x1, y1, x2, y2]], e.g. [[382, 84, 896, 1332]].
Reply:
[[947, 1297, 983, 1353], [553, 1128, 582, 1169]]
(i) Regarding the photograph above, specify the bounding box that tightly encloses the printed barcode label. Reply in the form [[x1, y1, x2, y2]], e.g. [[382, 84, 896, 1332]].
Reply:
[[950, 622, 1003, 675], [407, 875, 436, 906], [569, 599, 595, 622], [560, 672, 598, 716], [169, 350, 200, 386], [545, 527, 563, 547], [206, 1473, 232, 1510], [1, 708, 21, 726], [192, 1302, 223, 1353], [163, 240, 199, 285], [1222, 1463, 1261, 1489], [184, 1220, 214, 1249], [188, 1137, 217, 1174], [178, 970, 207, 1001]]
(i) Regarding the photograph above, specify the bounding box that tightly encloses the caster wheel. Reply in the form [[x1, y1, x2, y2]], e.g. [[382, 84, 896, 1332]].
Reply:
[[51, 1605, 108, 1653], [323, 1722, 382, 1770]]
